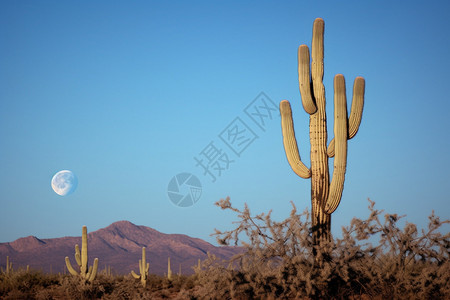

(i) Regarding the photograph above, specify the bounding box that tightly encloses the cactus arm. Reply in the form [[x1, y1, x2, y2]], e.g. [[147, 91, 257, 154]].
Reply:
[[325, 74, 348, 214], [75, 244, 81, 266], [298, 45, 317, 114], [327, 76, 365, 157], [311, 18, 325, 104], [327, 139, 335, 157], [137, 259, 142, 274], [86, 265, 92, 279], [280, 100, 312, 179], [65, 257, 79, 276], [348, 77, 365, 139], [131, 270, 140, 279], [87, 258, 98, 282]]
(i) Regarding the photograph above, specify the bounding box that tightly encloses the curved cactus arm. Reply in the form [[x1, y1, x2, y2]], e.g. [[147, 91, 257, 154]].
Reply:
[[87, 258, 98, 282], [65, 257, 79, 276], [137, 259, 142, 274], [131, 270, 140, 279], [327, 76, 365, 157], [86, 265, 92, 279], [280, 100, 311, 179], [348, 77, 365, 139], [325, 74, 348, 214], [298, 45, 317, 114], [327, 139, 335, 157], [74, 244, 81, 267]]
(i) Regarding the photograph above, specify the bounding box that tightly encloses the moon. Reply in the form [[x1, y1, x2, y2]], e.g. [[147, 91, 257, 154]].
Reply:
[[51, 170, 78, 196]]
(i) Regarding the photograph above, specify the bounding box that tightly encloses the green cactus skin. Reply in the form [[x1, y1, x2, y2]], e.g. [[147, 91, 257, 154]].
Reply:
[[131, 247, 149, 287], [167, 257, 172, 280], [280, 18, 365, 243], [65, 226, 99, 282]]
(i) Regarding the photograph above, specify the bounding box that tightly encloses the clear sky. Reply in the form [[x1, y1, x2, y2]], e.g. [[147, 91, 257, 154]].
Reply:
[[1, 1, 449, 244]]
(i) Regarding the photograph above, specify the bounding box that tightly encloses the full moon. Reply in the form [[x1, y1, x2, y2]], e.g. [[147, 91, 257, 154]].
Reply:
[[51, 170, 78, 196]]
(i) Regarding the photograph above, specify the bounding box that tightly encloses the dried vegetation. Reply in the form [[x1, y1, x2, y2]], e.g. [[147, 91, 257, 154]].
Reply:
[[1, 198, 448, 299]]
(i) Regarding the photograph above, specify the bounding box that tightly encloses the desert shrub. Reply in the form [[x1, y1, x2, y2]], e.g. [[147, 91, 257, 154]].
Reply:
[[190, 197, 449, 299], [0, 269, 60, 299]]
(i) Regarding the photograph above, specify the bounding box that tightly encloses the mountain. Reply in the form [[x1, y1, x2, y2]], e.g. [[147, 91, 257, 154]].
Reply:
[[0, 221, 242, 275]]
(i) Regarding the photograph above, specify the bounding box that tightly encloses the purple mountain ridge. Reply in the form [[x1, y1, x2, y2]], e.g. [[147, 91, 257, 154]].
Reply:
[[0, 221, 242, 275]]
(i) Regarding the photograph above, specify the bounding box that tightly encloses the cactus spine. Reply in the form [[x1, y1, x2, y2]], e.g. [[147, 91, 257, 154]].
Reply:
[[65, 226, 98, 282], [131, 247, 149, 287], [280, 18, 365, 243]]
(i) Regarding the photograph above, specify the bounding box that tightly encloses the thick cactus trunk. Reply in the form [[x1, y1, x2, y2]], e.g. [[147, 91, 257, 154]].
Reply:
[[309, 88, 331, 242]]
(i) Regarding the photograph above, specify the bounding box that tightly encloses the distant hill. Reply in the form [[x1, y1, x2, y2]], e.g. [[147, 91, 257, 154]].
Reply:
[[0, 221, 242, 275]]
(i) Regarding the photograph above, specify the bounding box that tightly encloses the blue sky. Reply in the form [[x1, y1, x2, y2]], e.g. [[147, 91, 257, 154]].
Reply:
[[1, 1, 449, 244]]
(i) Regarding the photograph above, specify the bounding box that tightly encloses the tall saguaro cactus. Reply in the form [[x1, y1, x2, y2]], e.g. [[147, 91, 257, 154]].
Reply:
[[280, 18, 365, 243], [131, 247, 149, 287], [65, 226, 99, 282]]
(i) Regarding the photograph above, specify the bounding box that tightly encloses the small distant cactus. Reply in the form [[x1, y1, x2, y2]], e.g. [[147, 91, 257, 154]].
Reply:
[[131, 247, 149, 287], [65, 225, 98, 282], [103, 265, 112, 276], [167, 257, 172, 280], [280, 18, 365, 243], [4, 256, 12, 275]]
